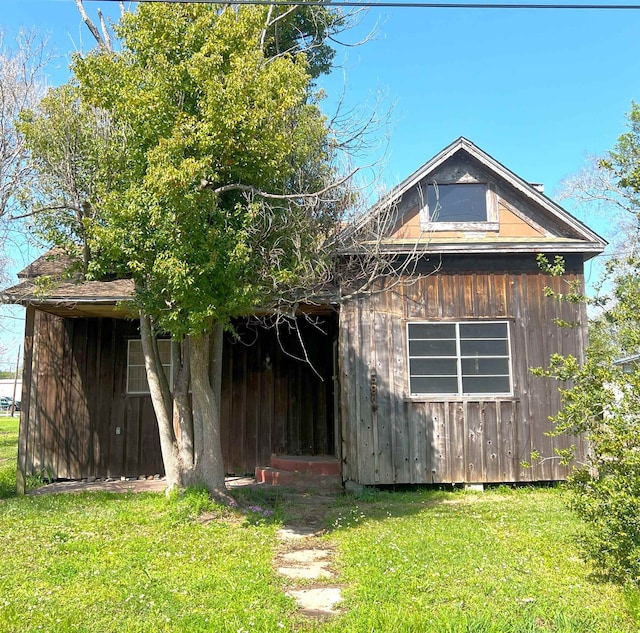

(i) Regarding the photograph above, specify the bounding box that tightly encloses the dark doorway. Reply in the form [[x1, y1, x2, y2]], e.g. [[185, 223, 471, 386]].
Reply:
[[220, 311, 338, 475]]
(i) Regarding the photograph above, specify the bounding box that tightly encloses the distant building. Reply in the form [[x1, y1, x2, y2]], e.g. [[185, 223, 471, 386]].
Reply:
[[0, 378, 22, 400]]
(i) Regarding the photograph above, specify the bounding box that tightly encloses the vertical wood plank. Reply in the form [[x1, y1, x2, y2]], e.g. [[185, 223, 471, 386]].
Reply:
[[431, 403, 449, 482], [95, 319, 115, 477], [357, 297, 375, 484], [220, 334, 233, 471], [483, 402, 501, 482], [245, 338, 260, 472], [16, 306, 35, 494], [499, 401, 517, 481], [465, 401, 484, 482], [258, 332, 274, 466], [124, 397, 140, 477], [108, 320, 127, 479], [449, 401, 465, 482], [273, 336, 288, 456], [373, 294, 394, 484], [340, 302, 357, 481], [390, 285, 410, 482], [72, 318, 91, 478]]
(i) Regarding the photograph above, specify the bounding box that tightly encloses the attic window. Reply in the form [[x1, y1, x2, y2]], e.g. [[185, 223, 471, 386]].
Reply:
[[420, 183, 498, 231]]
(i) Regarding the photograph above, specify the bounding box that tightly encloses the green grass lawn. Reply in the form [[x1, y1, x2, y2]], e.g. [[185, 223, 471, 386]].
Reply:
[[0, 415, 19, 498], [0, 418, 639, 632]]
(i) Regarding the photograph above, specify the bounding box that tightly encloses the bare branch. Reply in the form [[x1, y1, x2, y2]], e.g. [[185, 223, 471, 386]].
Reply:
[[10, 204, 83, 221], [74, 0, 108, 50], [259, 4, 275, 52], [97, 8, 113, 52], [200, 168, 357, 202]]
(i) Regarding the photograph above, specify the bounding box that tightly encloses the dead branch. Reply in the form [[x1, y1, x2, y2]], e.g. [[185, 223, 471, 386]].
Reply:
[[200, 169, 357, 203], [97, 8, 113, 52], [74, 0, 110, 51], [10, 204, 83, 221]]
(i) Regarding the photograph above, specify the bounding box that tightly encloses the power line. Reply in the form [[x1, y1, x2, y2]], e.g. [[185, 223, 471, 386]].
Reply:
[[83, 0, 640, 10]]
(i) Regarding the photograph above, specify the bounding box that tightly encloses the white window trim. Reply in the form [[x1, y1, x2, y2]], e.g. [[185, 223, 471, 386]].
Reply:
[[406, 320, 513, 398], [126, 339, 173, 395], [419, 182, 499, 232]]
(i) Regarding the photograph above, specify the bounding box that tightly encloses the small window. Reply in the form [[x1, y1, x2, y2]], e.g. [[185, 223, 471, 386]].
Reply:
[[420, 183, 498, 231], [127, 339, 172, 394], [407, 321, 512, 396]]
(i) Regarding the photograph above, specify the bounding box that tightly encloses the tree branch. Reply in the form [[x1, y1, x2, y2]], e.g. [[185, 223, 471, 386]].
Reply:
[[10, 204, 83, 221], [97, 8, 113, 52], [74, 0, 108, 50], [200, 168, 357, 202]]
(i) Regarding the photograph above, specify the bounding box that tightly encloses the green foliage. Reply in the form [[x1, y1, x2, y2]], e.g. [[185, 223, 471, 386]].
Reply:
[[537, 254, 587, 305], [19, 83, 128, 268], [538, 105, 640, 585], [262, 4, 345, 80], [25, 3, 348, 337], [599, 102, 640, 203]]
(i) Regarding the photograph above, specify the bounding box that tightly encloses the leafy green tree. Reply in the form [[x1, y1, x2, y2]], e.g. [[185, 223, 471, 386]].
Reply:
[[22, 3, 353, 496], [18, 83, 128, 273], [540, 103, 640, 584]]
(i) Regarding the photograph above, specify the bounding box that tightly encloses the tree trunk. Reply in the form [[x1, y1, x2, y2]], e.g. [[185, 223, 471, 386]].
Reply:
[[139, 311, 182, 492], [172, 339, 196, 485], [189, 323, 227, 495]]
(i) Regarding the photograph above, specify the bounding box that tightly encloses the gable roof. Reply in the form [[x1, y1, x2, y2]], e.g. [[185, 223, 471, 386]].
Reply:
[[340, 137, 607, 260], [2, 250, 135, 318]]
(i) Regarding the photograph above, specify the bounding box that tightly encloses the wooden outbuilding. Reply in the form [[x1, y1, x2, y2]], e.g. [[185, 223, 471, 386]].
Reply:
[[4, 138, 606, 488]]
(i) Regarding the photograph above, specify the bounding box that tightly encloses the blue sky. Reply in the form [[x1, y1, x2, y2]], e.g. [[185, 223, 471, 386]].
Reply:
[[1, 0, 639, 368]]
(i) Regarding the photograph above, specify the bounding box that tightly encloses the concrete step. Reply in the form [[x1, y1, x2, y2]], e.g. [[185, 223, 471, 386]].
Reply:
[[269, 455, 341, 476], [255, 466, 342, 493]]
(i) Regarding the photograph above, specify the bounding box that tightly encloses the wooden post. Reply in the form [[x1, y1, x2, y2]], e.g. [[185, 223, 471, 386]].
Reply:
[[17, 308, 35, 495], [10, 347, 20, 417]]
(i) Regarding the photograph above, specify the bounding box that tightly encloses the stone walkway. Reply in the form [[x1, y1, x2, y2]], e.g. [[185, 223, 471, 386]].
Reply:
[[275, 496, 343, 619]]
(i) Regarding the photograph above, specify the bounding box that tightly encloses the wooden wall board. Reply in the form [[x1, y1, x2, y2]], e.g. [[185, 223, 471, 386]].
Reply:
[[338, 254, 590, 485], [20, 312, 337, 481]]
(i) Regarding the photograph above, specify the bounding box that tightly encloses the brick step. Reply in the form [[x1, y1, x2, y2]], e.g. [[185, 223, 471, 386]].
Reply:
[[269, 455, 341, 476], [255, 466, 342, 493]]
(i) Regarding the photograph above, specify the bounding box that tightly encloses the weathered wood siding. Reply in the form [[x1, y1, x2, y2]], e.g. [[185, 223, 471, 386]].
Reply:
[[339, 254, 587, 485], [20, 310, 336, 480]]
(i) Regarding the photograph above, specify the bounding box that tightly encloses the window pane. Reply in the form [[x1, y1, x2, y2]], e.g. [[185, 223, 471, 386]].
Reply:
[[462, 375, 510, 394], [459, 322, 507, 339], [408, 323, 455, 339], [427, 184, 487, 223], [410, 376, 458, 394], [460, 338, 508, 357], [407, 320, 511, 397], [128, 366, 149, 393], [410, 358, 457, 376], [127, 339, 172, 394], [461, 357, 509, 377], [157, 339, 172, 364], [128, 341, 145, 366], [409, 339, 457, 357]]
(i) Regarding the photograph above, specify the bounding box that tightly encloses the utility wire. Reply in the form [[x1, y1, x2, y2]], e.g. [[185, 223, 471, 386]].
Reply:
[[83, 0, 640, 10]]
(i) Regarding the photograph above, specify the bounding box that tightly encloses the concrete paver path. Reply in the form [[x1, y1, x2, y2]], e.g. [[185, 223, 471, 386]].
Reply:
[[276, 504, 343, 619]]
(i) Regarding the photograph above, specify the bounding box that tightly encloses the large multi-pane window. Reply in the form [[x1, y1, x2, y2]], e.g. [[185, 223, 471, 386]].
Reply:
[[127, 339, 172, 394], [407, 321, 512, 396]]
